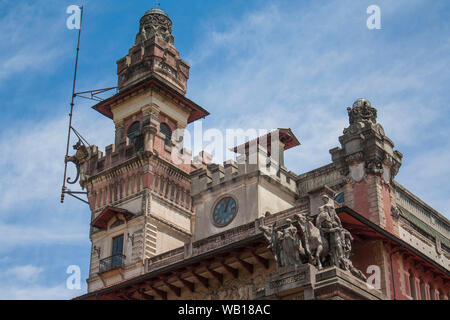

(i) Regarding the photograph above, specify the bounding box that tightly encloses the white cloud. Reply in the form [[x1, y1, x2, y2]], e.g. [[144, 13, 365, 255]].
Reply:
[[0, 0, 448, 301], [0, 99, 114, 253], [0, 264, 87, 300], [4, 265, 43, 283], [0, 256, 12, 264], [0, 1, 69, 81], [0, 223, 86, 250], [396, 145, 450, 217], [185, 0, 450, 216], [0, 284, 84, 300], [0, 103, 113, 213]]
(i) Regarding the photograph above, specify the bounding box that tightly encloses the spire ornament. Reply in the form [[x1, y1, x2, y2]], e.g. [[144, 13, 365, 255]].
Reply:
[[347, 98, 377, 125], [136, 6, 174, 45], [343, 98, 385, 136]]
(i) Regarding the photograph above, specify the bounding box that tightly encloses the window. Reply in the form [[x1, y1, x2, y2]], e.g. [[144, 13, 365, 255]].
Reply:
[[160, 123, 172, 146], [409, 272, 417, 300], [334, 192, 345, 204], [112, 235, 124, 256], [99, 234, 125, 273], [110, 219, 124, 229], [127, 122, 140, 144]]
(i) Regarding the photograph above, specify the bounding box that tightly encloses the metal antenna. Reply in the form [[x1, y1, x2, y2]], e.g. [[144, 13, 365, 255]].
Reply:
[[61, 6, 84, 204], [154, 1, 161, 8], [60, 6, 117, 205]]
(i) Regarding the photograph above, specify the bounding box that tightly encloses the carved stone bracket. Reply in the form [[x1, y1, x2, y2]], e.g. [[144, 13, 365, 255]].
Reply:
[[365, 159, 384, 176]]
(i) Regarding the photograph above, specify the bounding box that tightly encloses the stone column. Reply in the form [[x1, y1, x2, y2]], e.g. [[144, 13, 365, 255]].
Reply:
[[141, 105, 159, 153], [114, 119, 124, 147]]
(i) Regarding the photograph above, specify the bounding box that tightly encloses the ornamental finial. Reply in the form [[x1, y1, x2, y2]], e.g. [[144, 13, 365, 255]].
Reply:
[[347, 98, 377, 125], [136, 3, 174, 45]]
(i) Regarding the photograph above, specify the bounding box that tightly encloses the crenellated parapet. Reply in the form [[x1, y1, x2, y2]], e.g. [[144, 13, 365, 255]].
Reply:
[[84, 137, 145, 179], [84, 133, 209, 181], [190, 144, 297, 197]]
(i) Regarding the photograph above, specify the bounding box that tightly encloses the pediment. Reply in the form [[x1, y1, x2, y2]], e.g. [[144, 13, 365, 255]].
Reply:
[[91, 206, 134, 230]]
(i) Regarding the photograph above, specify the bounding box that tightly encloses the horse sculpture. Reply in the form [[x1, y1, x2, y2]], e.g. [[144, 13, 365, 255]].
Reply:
[[258, 194, 367, 282], [294, 213, 329, 270]]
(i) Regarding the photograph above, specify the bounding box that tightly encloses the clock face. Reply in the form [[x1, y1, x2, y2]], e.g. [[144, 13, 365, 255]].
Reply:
[[212, 196, 238, 227]]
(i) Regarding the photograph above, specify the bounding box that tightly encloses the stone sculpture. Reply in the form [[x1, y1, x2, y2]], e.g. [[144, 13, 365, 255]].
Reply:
[[294, 214, 328, 269], [260, 219, 306, 268], [65, 140, 91, 188], [315, 194, 345, 268], [259, 194, 366, 281], [136, 8, 174, 45]]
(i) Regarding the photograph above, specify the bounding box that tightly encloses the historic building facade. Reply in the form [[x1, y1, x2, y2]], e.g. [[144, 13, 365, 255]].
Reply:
[[73, 8, 449, 300]]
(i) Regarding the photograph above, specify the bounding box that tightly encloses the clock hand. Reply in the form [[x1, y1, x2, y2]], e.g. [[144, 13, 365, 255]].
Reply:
[[224, 198, 230, 213]]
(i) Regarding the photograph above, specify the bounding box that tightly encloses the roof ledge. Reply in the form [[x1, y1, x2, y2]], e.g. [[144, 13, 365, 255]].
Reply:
[[91, 206, 134, 230]]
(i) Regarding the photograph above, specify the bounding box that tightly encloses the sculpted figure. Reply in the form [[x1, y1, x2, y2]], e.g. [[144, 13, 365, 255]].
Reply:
[[259, 219, 305, 268], [294, 213, 328, 269], [316, 194, 345, 268], [261, 197, 365, 281], [260, 224, 282, 267], [339, 229, 367, 281], [140, 26, 148, 42], [279, 219, 303, 267], [342, 229, 353, 260], [65, 140, 91, 188]]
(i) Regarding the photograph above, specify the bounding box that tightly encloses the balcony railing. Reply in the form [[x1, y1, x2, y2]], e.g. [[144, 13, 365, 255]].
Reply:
[[99, 254, 126, 273]]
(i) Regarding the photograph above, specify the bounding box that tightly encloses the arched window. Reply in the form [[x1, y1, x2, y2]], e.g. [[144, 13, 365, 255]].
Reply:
[[127, 122, 140, 144], [110, 218, 124, 229], [160, 123, 172, 146]]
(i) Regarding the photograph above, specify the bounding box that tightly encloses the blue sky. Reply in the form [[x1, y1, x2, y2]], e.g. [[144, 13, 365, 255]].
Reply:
[[0, 0, 448, 299]]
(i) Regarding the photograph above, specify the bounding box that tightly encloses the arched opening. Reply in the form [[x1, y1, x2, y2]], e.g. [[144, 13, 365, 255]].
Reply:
[[127, 121, 140, 144], [160, 123, 172, 146]]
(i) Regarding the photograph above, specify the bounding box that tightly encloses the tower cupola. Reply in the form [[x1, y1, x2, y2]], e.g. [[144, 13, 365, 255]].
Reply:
[[116, 7, 190, 94], [135, 8, 174, 45]]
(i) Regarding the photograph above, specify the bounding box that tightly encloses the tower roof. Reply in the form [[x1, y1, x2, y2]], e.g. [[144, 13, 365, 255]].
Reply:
[[143, 7, 170, 18], [92, 76, 209, 123], [136, 6, 174, 45], [232, 128, 300, 154]]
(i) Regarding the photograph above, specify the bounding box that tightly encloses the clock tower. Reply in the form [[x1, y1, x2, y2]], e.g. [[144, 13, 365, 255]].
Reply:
[[78, 7, 209, 292], [191, 128, 301, 240]]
